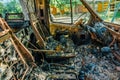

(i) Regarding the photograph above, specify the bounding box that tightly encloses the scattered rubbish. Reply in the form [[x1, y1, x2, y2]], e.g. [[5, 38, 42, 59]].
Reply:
[[0, 0, 120, 80], [116, 66, 120, 71]]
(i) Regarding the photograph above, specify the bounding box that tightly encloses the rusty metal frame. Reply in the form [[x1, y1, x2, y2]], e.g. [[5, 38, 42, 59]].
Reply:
[[0, 17, 35, 80], [0, 18, 34, 64]]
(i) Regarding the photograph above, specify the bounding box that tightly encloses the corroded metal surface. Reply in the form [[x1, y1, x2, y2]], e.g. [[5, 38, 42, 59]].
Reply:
[[0, 18, 35, 80]]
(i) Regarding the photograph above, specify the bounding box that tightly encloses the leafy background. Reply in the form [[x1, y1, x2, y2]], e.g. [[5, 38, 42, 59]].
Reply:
[[0, 0, 22, 17]]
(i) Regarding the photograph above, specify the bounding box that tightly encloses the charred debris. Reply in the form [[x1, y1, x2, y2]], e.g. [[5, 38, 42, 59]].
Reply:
[[0, 0, 120, 80]]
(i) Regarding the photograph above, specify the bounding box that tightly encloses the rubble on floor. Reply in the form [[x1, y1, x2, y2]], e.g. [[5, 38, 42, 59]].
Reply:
[[0, 23, 120, 80]]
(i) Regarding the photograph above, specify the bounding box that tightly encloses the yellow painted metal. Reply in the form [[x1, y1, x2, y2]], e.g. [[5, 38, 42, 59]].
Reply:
[[51, 6, 57, 15], [104, 2, 109, 11], [97, 1, 109, 12], [49, 18, 84, 35], [97, 2, 103, 12], [39, 0, 45, 9], [50, 23, 80, 35]]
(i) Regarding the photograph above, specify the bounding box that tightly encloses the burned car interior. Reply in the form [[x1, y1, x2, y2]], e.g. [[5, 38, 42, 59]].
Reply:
[[0, 0, 120, 80]]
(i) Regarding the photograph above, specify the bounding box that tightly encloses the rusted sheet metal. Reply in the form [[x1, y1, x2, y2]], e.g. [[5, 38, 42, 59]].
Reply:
[[30, 20, 45, 47], [20, 0, 46, 48], [0, 30, 11, 43], [0, 17, 35, 65], [10, 33, 35, 64]]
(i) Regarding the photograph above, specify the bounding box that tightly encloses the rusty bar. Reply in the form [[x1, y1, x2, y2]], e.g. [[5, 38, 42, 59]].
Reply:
[[104, 22, 120, 30], [105, 26, 120, 40], [109, 37, 116, 47], [10, 34, 35, 64], [112, 51, 120, 62], [21, 65, 29, 80], [0, 17, 35, 65], [80, 0, 102, 22]]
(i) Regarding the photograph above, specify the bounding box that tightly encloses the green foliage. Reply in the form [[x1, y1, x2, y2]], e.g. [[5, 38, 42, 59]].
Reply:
[[5, 0, 22, 13], [0, 0, 22, 16], [50, 0, 82, 10], [0, 2, 5, 14]]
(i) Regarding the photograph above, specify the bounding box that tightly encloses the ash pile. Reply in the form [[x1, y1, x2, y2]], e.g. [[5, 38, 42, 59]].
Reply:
[[0, 21, 120, 80], [44, 22, 120, 80]]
